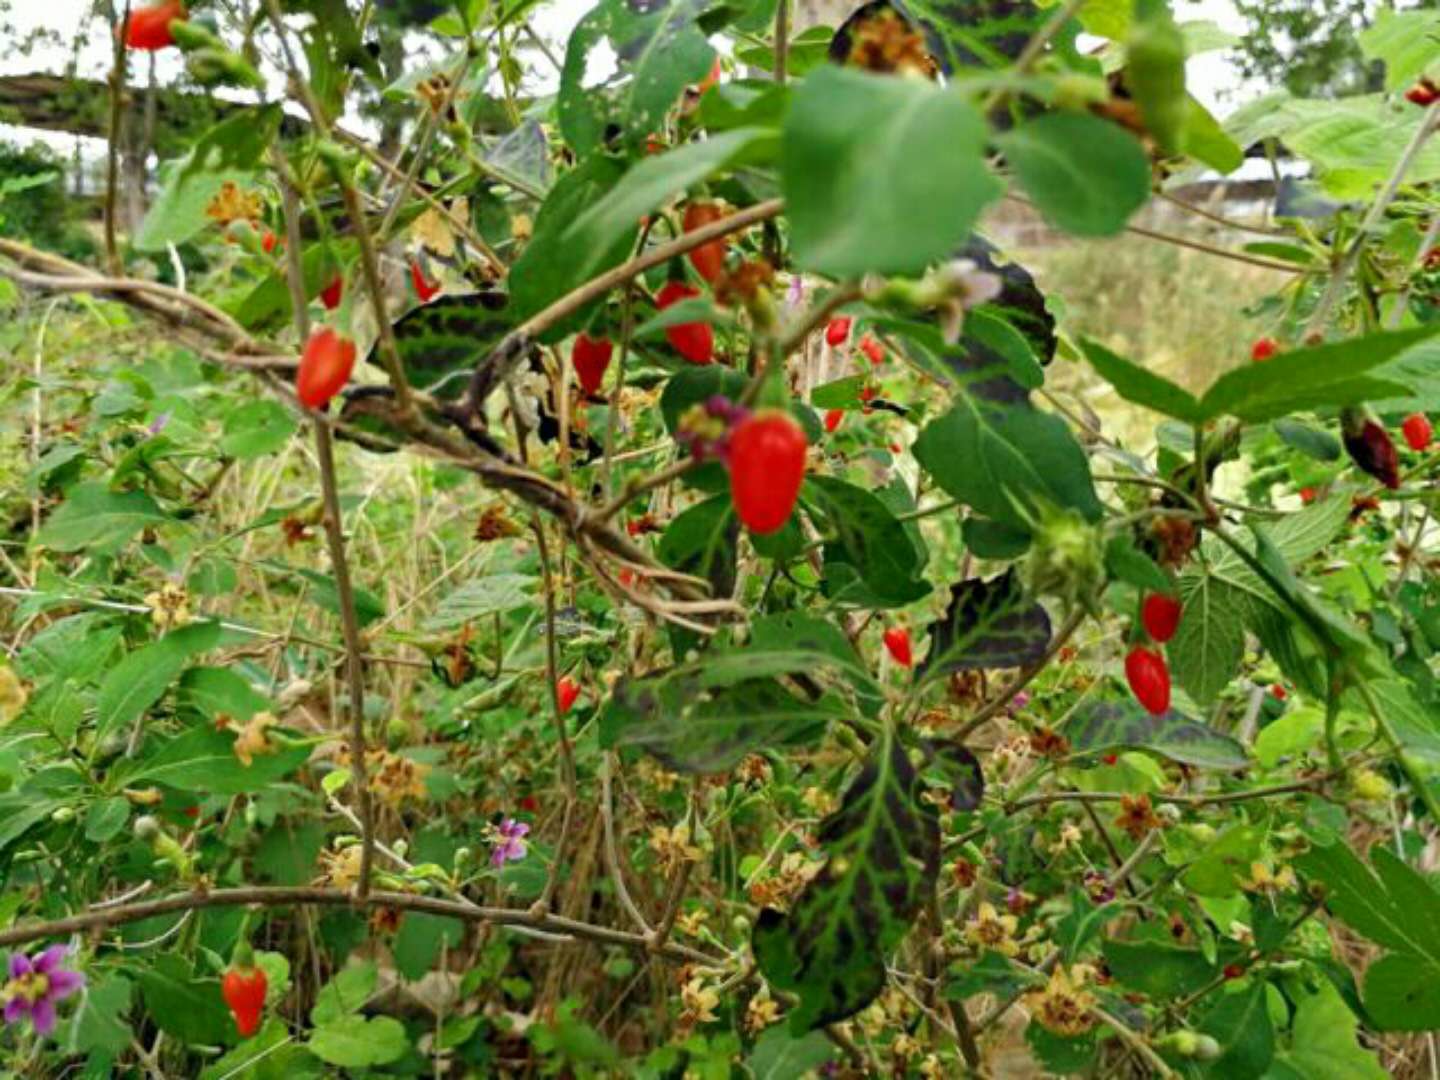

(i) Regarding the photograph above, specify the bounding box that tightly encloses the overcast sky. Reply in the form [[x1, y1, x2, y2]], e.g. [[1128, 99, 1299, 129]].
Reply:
[[0, 0, 1262, 156]]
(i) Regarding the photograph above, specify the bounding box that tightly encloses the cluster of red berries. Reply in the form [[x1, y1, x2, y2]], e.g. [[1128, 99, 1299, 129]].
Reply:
[[1125, 593, 1180, 715]]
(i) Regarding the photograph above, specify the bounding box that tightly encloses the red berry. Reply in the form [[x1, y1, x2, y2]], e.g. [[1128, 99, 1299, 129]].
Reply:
[[261, 230, 279, 254], [858, 386, 876, 404], [1271, 684, 1287, 700], [221, 965, 267, 1038], [1125, 646, 1171, 716], [825, 316, 852, 347], [295, 328, 357, 410], [1251, 337, 1279, 362], [727, 410, 807, 534], [557, 676, 581, 715], [410, 258, 441, 303], [1407, 81, 1439, 107], [124, 0, 185, 49], [320, 275, 343, 311], [1223, 963, 1244, 980], [1403, 412, 1433, 452], [859, 334, 885, 366], [1141, 594, 1182, 644], [883, 626, 912, 668], [682, 202, 728, 284], [824, 408, 844, 433], [518, 794, 540, 813], [656, 281, 714, 364], [571, 332, 614, 397], [1299, 487, 1316, 504], [1342, 414, 1401, 489], [1103, 753, 1119, 766]]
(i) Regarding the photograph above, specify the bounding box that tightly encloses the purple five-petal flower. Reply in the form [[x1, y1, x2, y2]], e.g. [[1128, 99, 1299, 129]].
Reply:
[[490, 818, 530, 868], [3, 945, 84, 1037]]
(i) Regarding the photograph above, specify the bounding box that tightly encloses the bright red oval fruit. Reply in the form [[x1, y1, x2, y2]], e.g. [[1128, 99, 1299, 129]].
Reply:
[[296, 328, 357, 410], [656, 281, 714, 364], [261, 230, 279, 254], [221, 965, 267, 1038], [410, 259, 441, 303], [727, 409, 807, 535], [1403, 412, 1433, 451], [571, 333, 613, 397], [825, 316, 852, 347], [859, 334, 885, 366], [883, 626, 912, 668], [1141, 593, 1182, 644], [1250, 337, 1279, 362], [1407, 81, 1439, 107], [824, 408, 844, 433], [320, 275, 343, 311], [682, 202, 728, 284], [1125, 646, 1171, 716], [557, 676, 581, 715], [124, 0, 186, 49]]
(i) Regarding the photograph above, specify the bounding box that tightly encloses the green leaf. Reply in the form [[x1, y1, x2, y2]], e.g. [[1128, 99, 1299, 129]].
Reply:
[[137, 954, 232, 1045], [656, 495, 739, 601], [1359, 8, 1440, 91], [811, 374, 870, 410], [1170, 576, 1248, 707], [1266, 978, 1387, 1080], [1080, 338, 1205, 424], [96, 621, 223, 739], [913, 395, 1102, 533], [200, 1019, 321, 1080], [1195, 327, 1433, 423], [178, 667, 272, 722], [753, 729, 939, 1031], [600, 652, 851, 772], [36, 482, 171, 552], [919, 570, 1051, 677], [1102, 938, 1218, 999], [117, 722, 311, 795], [1273, 419, 1342, 462], [65, 973, 133, 1055], [84, 796, 131, 843], [308, 1015, 408, 1068], [1198, 983, 1273, 1080], [393, 913, 465, 981], [312, 962, 378, 1026], [1182, 823, 1264, 898], [219, 400, 298, 460], [996, 113, 1150, 236], [1067, 702, 1248, 769], [294, 568, 385, 628], [424, 573, 536, 631], [564, 128, 776, 283], [804, 475, 929, 607], [745, 1026, 835, 1079], [782, 66, 1002, 276], [1105, 535, 1173, 594]]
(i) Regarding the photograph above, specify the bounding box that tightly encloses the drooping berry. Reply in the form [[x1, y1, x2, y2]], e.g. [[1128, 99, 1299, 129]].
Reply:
[[124, 0, 186, 49], [1403, 412, 1434, 452], [1341, 408, 1401, 489], [1407, 80, 1439, 107], [296, 327, 357, 410], [883, 626, 912, 668], [727, 409, 807, 534], [824, 408, 844, 433], [1141, 593, 1182, 644], [1125, 646, 1171, 716], [1271, 684, 1287, 701], [221, 964, 267, 1038], [571, 333, 614, 397], [1222, 963, 1245, 980], [656, 281, 714, 364], [859, 334, 885, 366], [825, 316, 852, 347], [410, 258, 441, 303], [682, 202, 728, 284], [1250, 337, 1279, 362], [557, 677, 581, 715], [320, 275, 343, 311], [261, 230, 279, 254]]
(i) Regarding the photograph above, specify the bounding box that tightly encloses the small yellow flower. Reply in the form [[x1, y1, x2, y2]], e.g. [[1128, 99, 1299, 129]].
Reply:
[[1049, 821, 1083, 854], [316, 843, 363, 889], [801, 786, 838, 817], [144, 583, 192, 631], [891, 1033, 923, 1061], [231, 712, 278, 768], [204, 181, 263, 227], [919, 1053, 947, 1079], [675, 909, 708, 938], [744, 990, 781, 1033], [965, 902, 1019, 957], [650, 824, 702, 871], [1027, 965, 1096, 1037], [680, 976, 719, 1025], [1239, 860, 1296, 896]]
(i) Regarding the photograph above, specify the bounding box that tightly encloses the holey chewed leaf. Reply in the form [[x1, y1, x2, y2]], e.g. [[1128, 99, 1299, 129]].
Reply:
[[918, 569, 1051, 678], [754, 730, 939, 1031], [1067, 702, 1247, 769]]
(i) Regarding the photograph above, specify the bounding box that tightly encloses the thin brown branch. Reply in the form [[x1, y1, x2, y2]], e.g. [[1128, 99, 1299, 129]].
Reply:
[[104, 1, 130, 276], [532, 515, 578, 912], [954, 607, 1086, 739]]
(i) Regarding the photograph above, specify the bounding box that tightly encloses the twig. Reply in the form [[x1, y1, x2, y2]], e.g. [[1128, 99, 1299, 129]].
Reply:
[[532, 516, 577, 912], [104, 0, 131, 276], [600, 754, 652, 933], [1093, 1004, 1175, 1078], [954, 607, 1086, 739]]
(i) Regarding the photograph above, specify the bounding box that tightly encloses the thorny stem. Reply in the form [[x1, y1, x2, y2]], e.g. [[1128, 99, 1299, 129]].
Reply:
[[276, 163, 377, 900]]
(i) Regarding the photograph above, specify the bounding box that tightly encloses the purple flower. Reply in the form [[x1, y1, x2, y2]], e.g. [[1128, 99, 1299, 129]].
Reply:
[[489, 818, 530, 868], [147, 410, 172, 437], [3, 945, 84, 1036], [785, 276, 805, 310]]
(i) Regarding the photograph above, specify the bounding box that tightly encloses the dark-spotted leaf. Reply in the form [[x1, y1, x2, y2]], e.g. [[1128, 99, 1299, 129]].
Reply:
[[919, 569, 1050, 677], [1067, 702, 1247, 769]]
